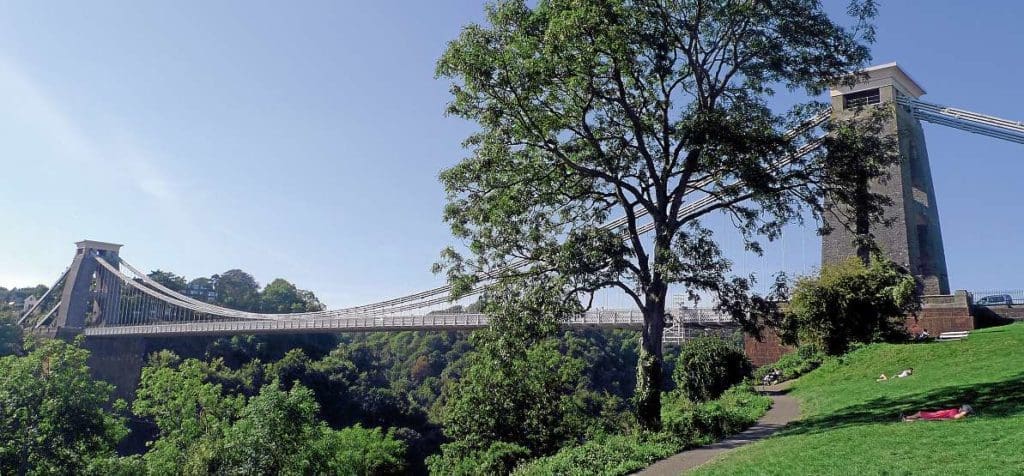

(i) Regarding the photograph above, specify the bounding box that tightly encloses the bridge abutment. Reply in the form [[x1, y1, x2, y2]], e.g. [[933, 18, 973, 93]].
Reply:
[[82, 336, 147, 402]]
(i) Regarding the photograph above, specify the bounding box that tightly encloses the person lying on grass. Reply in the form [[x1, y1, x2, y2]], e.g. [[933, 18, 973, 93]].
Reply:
[[876, 368, 913, 381], [902, 404, 974, 422]]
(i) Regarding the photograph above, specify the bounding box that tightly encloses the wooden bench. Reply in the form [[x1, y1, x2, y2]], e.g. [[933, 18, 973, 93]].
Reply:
[[937, 331, 970, 341]]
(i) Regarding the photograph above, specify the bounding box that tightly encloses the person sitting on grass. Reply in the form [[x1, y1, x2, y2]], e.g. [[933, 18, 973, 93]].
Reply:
[[902, 404, 974, 422], [762, 368, 782, 386]]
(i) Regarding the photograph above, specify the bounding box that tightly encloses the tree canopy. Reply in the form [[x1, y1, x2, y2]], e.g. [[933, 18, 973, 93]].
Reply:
[[436, 0, 895, 428], [0, 338, 127, 475], [213, 270, 261, 312], [148, 270, 188, 293]]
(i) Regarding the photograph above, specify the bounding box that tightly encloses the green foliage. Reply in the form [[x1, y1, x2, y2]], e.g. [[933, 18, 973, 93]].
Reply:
[[152, 267, 324, 315], [782, 255, 919, 355], [516, 386, 771, 476], [673, 337, 753, 402], [428, 440, 532, 476], [148, 270, 188, 293], [434, 336, 591, 466], [213, 269, 261, 312], [695, 323, 1024, 475], [430, 278, 638, 473], [0, 286, 43, 357], [753, 345, 825, 381], [311, 425, 408, 476], [85, 454, 146, 476], [217, 384, 322, 474], [436, 0, 890, 429], [0, 285, 47, 306], [512, 433, 679, 476], [662, 386, 772, 444], [133, 353, 408, 475], [260, 278, 324, 313], [133, 357, 244, 474], [0, 312, 23, 357], [0, 338, 127, 475]]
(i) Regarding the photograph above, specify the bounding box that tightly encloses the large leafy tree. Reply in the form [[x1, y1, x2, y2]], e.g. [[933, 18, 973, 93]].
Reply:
[[213, 270, 261, 312], [133, 354, 244, 474], [436, 0, 895, 428], [260, 278, 325, 313], [148, 270, 188, 293], [134, 353, 408, 475], [0, 338, 127, 475], [0, 311, 23, 357]]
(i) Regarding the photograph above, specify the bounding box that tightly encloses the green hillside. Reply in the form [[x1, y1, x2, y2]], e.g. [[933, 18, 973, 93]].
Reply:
[[696, 323, 1024, 475]]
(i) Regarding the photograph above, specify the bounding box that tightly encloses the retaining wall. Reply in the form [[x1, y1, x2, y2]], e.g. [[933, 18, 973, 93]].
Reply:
[[747, 290, 976, 366]]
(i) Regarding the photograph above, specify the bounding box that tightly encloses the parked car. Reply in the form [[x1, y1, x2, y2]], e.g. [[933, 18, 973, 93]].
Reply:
[[976, 294, 1014, 306]]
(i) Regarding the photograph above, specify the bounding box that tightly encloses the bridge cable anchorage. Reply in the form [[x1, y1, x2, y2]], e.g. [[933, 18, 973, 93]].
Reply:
[[895, 95, 1024, 144]]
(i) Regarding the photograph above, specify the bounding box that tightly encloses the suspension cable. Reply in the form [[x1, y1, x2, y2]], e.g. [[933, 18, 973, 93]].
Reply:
[[78, 112, 832, 324], [896, 96, 1024, 144]]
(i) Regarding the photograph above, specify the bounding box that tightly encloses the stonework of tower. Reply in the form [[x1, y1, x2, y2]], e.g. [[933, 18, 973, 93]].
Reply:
[[55, 240, 124, 330], [822, 63, 950, 295]]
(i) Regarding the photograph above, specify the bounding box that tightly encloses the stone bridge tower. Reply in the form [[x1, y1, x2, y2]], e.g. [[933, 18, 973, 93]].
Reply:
[[823, 63, 950, 295], [54, 240, 123, 333]]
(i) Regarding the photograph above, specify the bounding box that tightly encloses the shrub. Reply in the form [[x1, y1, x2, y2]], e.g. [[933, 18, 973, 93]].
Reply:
[[427, 441, 531, 476], [782, 255, 919, 355], [512, 433, 679, 476], [517, 386, 771, 476], [673, 337, 753, 402], [753, 345, 825, 381], [663, 386, 771, 444]]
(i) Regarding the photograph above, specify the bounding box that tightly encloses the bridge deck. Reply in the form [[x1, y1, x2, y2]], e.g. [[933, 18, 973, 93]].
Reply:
[[81, 311, 735, 338]]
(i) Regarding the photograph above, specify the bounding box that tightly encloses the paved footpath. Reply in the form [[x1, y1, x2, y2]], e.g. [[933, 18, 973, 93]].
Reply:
[[634, 382, 800, 476]]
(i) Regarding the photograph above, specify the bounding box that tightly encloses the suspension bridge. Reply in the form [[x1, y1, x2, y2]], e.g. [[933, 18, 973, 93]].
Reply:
[[17, 64, 1024, 345]]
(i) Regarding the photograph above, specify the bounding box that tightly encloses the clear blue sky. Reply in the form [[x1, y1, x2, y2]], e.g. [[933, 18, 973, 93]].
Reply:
[[1, 1, 1022, 307]]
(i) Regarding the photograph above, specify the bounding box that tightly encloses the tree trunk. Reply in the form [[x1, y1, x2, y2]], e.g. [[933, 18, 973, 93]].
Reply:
[[635, 285, 667, 430]]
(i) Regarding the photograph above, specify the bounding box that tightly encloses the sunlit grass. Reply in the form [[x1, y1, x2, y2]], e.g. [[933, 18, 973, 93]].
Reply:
[[696, 322, 1024, 475]]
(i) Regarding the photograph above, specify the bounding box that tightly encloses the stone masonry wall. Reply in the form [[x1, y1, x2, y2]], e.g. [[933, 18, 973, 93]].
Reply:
[[83, 336, 147, 402], [744, 330, 796, 367], [747, 291, 974, 366], [906, 291, 974, 335]]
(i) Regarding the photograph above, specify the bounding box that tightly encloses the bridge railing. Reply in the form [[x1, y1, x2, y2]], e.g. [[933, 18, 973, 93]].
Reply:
[[968, 290, 1024, 305], [83, 307, 736, 337]]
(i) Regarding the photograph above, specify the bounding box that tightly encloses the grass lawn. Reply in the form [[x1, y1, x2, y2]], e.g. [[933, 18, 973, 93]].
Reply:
[[695, 322, 1024, 475]]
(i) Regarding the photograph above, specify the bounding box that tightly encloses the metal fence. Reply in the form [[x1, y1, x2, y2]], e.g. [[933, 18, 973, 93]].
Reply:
[[968, 290, 1024, 305]]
